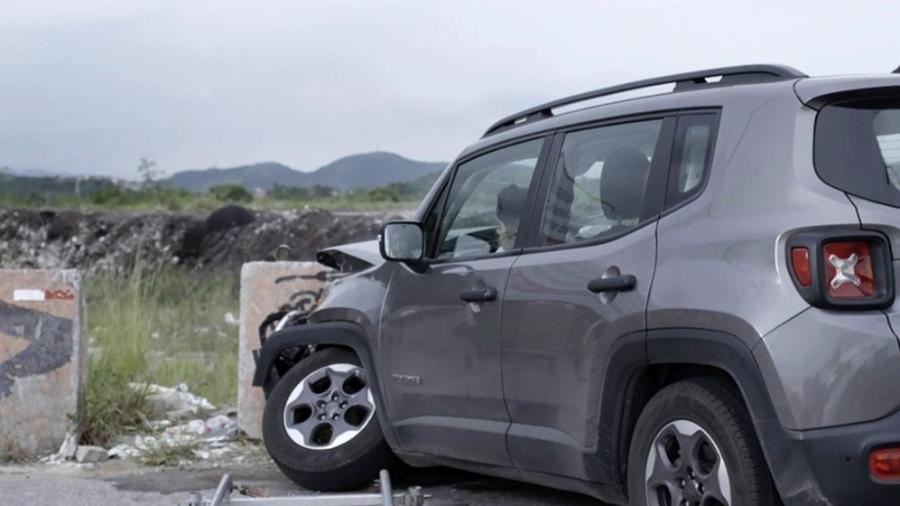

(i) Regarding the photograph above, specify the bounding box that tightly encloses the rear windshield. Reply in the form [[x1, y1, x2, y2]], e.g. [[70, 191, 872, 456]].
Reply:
[[815, 98, 900, 207]]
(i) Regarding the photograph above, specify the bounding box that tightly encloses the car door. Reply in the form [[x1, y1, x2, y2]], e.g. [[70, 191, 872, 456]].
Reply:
[[380, 136, 549, 466], [500, 116, 700, 482]]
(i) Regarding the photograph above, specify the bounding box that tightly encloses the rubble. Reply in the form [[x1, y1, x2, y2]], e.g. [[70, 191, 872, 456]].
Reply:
[[107, 443, 139, 460], [42, 384, 248, 468], [75, 445, 107, 464], [134, 382, 216, 420], [103, 384, 245, 465], [0, 207, 401, 273]]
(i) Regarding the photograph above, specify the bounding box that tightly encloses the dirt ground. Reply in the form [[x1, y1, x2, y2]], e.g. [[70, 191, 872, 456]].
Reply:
[[0, 455, 607, 505]]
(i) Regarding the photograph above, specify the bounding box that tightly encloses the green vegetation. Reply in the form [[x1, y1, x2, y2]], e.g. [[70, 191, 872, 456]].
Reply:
[[209, 184, 253, 203], [75, 262, 239, 446], [76, 370, 152, 446], [0, 176, 428, 212], [137, 440, 200, 466], [0, 172, 117, 208], [0, 159, 439, 212]]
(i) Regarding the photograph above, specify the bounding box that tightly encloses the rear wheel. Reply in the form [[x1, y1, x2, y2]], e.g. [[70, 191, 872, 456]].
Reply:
[[262, 348, 395, 491], [627, 378, 779, 506]]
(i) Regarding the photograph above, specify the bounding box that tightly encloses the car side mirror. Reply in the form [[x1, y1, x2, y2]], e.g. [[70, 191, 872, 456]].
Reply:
[[380, 221, 425, 263]]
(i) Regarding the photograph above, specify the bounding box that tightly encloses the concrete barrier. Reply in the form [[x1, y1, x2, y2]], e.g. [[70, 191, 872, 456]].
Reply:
[[0, 270, 85, 458], [238, 262, 330, 439]]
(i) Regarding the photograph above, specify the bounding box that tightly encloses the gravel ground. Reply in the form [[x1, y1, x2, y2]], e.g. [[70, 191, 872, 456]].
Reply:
[[0, 457, 607, 505]]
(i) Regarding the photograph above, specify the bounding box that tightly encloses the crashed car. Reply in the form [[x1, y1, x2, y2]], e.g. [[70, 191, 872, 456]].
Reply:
[[254, 64, 900, 505]]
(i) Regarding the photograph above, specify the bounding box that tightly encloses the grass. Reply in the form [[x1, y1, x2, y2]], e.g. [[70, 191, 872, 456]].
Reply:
[[76, 370, 153, 446], [75, 261, 240, 447], [0, 184, 421, 213], [137, 440, 200, 467]]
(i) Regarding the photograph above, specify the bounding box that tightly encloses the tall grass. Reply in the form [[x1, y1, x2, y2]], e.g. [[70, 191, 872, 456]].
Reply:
[[77, 262, 239, 445]]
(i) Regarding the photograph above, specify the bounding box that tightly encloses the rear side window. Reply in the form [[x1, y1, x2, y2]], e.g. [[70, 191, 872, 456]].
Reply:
[[539, 119, 664, 245], [666, 114, 718, 207], [815, 98, 900, 207]]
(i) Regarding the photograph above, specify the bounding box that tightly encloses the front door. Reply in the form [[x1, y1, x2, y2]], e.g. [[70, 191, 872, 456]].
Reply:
[[380, 137, 547, 465], [501, 118, 676, 482]]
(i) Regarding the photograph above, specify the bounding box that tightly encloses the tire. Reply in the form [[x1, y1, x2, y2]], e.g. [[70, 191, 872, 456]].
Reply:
[[262, 347, 395, 491], [627, 378, 779, 506]]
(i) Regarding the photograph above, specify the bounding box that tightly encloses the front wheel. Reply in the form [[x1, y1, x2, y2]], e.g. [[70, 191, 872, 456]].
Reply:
[[262, 348, 395, 491], [627, 378, 779, 506]]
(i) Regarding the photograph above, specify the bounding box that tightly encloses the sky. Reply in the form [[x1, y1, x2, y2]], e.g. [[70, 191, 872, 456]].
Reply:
[[0, 0, 897, 179]]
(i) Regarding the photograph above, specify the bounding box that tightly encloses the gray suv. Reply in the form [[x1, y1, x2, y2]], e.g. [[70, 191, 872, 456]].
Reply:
[[253, 64, 900, 506]]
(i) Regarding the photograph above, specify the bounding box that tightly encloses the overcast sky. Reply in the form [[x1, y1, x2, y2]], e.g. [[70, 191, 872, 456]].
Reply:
[[1, 0, 897, 178]]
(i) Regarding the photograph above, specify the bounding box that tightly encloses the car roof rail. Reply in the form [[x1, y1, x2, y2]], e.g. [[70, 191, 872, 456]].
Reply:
[[482, 64, 807, 138]]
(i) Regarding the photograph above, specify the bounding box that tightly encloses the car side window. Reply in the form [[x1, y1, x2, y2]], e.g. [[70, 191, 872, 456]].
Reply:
[[433, 139, 543, 260], [667, 114, 718, 206], [539, 120, 664, 245]]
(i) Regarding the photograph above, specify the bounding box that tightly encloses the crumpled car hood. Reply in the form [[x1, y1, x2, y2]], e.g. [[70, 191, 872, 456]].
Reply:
[[316, 240, 383, 273]]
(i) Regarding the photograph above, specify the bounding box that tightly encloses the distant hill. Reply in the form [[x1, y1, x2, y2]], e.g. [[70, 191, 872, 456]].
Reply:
[[163, 162, 303, 192], [1, 167, 65, 177], [306, 152, 446, 190], [163, 152, 447, 192]]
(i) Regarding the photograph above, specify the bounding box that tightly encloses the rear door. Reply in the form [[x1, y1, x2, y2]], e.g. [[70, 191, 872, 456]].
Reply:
[[500, 115, 688, 482], [380, 136, 549, 466]]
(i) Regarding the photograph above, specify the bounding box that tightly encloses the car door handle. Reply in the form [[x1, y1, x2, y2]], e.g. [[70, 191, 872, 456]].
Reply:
[[460, 287, 498, 303], [587, 275, 637, 293]]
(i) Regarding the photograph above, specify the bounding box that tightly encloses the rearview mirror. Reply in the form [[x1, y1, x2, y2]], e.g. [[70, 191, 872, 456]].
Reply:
[[380, 221, 424, 262]]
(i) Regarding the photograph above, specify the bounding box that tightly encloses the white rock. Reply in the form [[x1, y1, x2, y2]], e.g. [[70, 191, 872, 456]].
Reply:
[[134, 435, 158, 449], [224, 312, 240, 326], [184, 419, 208, 436], [132, 383, 216, 418], [147, 420, 172, 431], [75, 445, 108, 464], [108, 444, 139, 460], [205, 415, 238, 438]]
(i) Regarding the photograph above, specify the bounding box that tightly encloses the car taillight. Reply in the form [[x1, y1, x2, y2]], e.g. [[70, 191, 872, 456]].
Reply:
[[824, 241, 875, 299], [790, 247, 812, 287], [871, 447, 900, 482], [786, 228, 894, 310]]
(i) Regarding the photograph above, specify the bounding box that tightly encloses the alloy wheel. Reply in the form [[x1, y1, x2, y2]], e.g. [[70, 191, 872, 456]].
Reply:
[[282, 363, 376, 450], [644, 419, 732, 506]]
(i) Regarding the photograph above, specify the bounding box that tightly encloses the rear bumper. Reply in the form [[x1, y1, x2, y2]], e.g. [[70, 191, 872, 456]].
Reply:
[[768, 408, 900, 506]]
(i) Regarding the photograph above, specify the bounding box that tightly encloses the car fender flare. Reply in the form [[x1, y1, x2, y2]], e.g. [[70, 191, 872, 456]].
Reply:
[[251, 320, 401, 450], [601, 328, 826, 505]]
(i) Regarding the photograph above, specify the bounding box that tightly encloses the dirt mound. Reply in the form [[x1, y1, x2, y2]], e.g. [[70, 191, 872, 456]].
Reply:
[[0, 207, 401, 273]]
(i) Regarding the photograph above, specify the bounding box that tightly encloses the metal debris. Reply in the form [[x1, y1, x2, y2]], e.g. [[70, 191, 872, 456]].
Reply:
[[184, 470, 427, 506]]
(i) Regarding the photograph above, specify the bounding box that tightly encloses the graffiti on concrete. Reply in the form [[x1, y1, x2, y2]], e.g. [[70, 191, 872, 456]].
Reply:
[[0, 300, 73, 397], [274, 272, 330, 313]]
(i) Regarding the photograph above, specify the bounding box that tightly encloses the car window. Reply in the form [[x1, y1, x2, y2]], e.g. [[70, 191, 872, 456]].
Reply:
[[434, 139, 543, 260], [539, 120, 663, 245], [814, 98, 900, 208], [667, 114, 717, 206], [874, 109, 900, 189]]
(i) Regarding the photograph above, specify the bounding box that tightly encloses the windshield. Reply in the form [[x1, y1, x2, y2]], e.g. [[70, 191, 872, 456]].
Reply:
[[815, 97, 900, 207]]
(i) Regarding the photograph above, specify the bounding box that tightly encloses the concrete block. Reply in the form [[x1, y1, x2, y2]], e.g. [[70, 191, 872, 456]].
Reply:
[[0, 269, 85, 458], [75, 445, 107, 463], [238, 262, 330, 439]]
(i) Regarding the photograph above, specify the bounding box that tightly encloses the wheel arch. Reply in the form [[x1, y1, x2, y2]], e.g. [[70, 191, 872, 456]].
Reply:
[[252, 320, 402, 450], [602, 328, 825, 504]]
